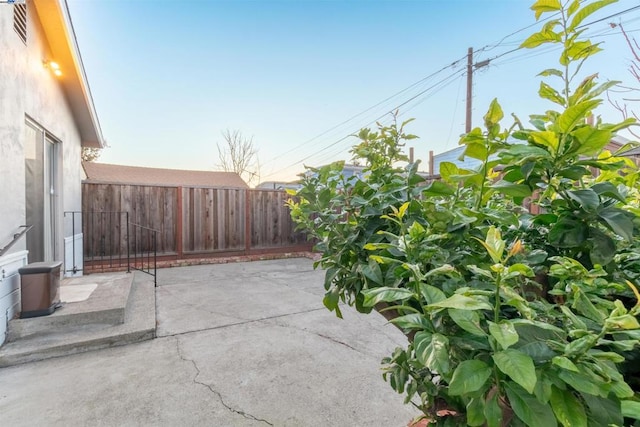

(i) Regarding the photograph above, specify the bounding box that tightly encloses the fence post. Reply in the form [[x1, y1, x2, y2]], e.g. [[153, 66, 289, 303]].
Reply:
[[245, 189, 251, 255], [176, 186, 183, 259]]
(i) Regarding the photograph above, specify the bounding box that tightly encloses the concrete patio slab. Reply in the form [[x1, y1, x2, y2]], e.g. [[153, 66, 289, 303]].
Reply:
[[0, 258, 421, 426], [155, 258, 326, 337]]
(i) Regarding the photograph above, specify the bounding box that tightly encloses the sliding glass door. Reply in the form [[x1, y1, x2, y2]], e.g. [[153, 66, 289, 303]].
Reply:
[[24, 120, 59, 263]]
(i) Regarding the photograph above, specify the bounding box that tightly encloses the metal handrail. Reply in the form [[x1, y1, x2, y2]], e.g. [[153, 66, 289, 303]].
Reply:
[[129, 222, 158, 286], [63, 211, 157, 286], [0, 225, 32, 257]]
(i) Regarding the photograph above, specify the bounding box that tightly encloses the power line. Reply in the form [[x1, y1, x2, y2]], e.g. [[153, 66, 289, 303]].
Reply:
[[263, 3, 640, 180], [578, 4, 640, 28], [261, 54, 468, 166], [263, 68, 467, 176]]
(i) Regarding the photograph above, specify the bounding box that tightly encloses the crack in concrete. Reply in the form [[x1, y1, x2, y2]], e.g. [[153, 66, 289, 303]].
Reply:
[[174, 336, 273, 426], [161, 307, 327, 338], [157, 286, 252, 321], [269, 321, 371, 357], [314, 332, 365, 355]]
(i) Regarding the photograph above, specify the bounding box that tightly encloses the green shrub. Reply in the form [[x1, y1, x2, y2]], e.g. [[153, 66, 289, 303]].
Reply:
[[288, 1, 640, 425]]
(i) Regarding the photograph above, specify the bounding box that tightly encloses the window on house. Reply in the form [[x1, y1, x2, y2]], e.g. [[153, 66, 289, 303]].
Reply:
[[14, 3, 27, 44]]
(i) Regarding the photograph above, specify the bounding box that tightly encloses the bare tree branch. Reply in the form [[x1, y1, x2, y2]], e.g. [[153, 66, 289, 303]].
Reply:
[[82, 147, 102, 162], [216, 129, 260, 186], [608, 23, 640, 139]]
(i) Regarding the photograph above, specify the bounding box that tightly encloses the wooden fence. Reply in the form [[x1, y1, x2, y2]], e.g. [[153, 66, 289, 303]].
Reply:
[[81, 183, 311, 260]]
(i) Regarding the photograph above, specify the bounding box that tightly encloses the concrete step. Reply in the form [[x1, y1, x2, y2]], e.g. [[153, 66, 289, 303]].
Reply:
[[0, 273, 156, 368], [7, 273, 133, 341]]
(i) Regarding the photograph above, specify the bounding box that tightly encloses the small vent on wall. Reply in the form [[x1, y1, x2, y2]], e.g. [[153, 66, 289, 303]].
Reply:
[[14, 4, 27, 44]]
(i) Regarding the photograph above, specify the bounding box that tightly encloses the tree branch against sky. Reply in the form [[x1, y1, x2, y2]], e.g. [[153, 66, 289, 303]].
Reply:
[[81, 147, 102, 162], [608, 22, 640, 139], [216, 129, 260, 186]]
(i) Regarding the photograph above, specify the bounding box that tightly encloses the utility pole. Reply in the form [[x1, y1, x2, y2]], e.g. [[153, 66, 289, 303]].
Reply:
[[465, 47, 490, 133]]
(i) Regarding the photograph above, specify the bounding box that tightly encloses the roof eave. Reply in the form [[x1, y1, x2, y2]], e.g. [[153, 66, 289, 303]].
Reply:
[[34, 0, 104, 148]]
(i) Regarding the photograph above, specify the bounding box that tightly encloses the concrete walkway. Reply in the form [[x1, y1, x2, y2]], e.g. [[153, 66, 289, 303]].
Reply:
[[0, 258, 420, 426]]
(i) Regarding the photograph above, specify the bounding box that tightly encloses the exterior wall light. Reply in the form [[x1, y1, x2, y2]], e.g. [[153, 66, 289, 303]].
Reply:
[[43, 60, 62, 76]]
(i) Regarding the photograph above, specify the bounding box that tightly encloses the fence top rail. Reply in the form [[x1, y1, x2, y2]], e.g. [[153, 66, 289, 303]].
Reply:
[[64, 211, 129, 215], [83, 181, 249, 191]]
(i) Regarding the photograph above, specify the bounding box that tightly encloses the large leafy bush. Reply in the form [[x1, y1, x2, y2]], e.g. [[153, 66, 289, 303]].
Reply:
[[288, 1, 640, 425]]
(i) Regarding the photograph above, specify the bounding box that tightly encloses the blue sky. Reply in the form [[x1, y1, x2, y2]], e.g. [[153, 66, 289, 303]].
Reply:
[[66, 0, 640, 183]]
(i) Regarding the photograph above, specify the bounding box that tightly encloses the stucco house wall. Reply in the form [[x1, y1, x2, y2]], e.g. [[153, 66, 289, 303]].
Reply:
[[0, 0, 103, 345]]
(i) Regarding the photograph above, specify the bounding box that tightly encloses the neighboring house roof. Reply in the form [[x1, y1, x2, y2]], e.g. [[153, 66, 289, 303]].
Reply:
[[36, 0, 104, 148], [82, 162, 249, 188], [255, 180, 302, 191], [431, 134, 640, 176]]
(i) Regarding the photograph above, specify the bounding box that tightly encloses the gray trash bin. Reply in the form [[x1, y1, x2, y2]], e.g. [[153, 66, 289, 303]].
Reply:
[[19, 261, 62, 318]]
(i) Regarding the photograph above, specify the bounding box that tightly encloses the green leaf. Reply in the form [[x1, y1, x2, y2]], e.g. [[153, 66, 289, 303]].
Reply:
[[567, 189, 599, 212], [538, 68, 563, 78], [389, 313, 431, 330], [397, 202, 409, 219], [463, 142, 488, 161], [419, 283, 446, 304], [489, 321, 519, 350], [589, 228, 616, 266], [558, 370, 606, 397], [415, 332, 450, 375], [362, 287, 414, 307], [448, 359, 492, 396], [622, 400, 640, 420], [511, 319, 566, 341], [568, 0, 617, 31], [424, 264, 455, 278], [506, 264, 534, 278], [493, 349, 537, 393], [427, 294, 493, 311], [468, 264, 494, 279], [449, 309, 486, 336], [518, 341, 556, 364], [590, 182, 625, 202], [484, 98, 504, 128], [552, 356, 579, 372], [556, 165, 589, 180], [483, 226, 505, 264], [505, 382, 557, 427], [484, 393, 504, 427], [502, 144, 552, 160], [572, 290, 606, 323], [423, 180, 456, 196], [567, 0, 580, 17], [361, 260, 383, 285], [323, 287, 342, 318], [557, 100, 601, 133], [539, 82, 565, 106], [606, 313, 640, 330], [550, 387, 587, 427], [598, 207, 634, 241], [549, 217, 588, 248], [491, 181, 533, 198], [530, 130, 560, 153], [581, 393, 623, 427], [521, 29, 561, 48], [571, 127, 612, 156], [466, 397, 486, 426], [439, 162, 459, 182]]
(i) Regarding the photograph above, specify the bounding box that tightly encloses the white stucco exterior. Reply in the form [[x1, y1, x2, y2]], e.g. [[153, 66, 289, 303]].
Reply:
[[0, 0, 103, 344]]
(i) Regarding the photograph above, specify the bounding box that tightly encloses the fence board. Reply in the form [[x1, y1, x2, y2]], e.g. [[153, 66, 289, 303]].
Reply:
[[82, 184, 309, 258]]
